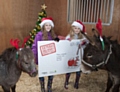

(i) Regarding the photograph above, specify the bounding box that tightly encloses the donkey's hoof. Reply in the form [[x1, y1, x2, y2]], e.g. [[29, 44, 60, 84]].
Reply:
[[64, 82, 69, 89], [41, 88, 45, 92], [47, 89, 52, 92], [74, 83, 79, 89]]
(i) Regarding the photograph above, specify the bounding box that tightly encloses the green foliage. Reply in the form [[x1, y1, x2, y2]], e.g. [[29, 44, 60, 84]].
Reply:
[[25, 9, 47, 47]]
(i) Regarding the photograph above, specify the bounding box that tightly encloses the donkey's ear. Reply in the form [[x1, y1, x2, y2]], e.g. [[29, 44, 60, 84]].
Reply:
[[92, 28, 95, 32], [103, 36, 111, 44], [92, 28, 99, 38], [17, 48, 22, 56], [107, 36, 112, 40], [26, 46, 30, 48]]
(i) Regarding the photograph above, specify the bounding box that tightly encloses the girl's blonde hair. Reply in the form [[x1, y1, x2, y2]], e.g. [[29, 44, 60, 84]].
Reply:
[[41, 25, 56, 40], [69, 26, 83, 39]]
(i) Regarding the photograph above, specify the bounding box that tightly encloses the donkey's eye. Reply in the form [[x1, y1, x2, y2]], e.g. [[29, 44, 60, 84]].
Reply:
[[87, 55, 93, 58], [25, 62, 28, 64], [87, 53, 91, 56], [86, 53, 93, 58]]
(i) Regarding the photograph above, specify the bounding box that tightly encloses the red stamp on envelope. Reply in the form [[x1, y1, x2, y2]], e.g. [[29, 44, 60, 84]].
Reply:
[[40, 43, 56, 56]]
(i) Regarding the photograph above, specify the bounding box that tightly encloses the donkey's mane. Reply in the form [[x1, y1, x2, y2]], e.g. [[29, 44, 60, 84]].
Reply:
[[102, 36, 120, 60], [111, 39, 120, 60], [0, 47, 17, 63]]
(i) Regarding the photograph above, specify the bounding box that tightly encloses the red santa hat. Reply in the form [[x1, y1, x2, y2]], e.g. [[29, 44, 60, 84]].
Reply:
[[71, 20, 86, 34], [40, 17, 54, 28]]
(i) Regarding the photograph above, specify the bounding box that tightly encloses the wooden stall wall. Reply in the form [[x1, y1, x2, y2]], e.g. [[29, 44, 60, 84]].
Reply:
[[0, 0, 119, 53], [45, 0, 120, 41], [0, 0, 43, 53]]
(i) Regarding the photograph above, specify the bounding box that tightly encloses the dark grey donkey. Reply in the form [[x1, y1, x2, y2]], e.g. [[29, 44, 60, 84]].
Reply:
[[81, 19, 120, 92], [0, 38, 38, 92]]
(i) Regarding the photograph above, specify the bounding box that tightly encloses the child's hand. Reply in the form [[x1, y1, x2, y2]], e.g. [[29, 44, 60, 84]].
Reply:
[[54, 37, 60, 42], [67, 38, 71, 41], [81, 40, 86, 45], [58, 35, 65, 40]]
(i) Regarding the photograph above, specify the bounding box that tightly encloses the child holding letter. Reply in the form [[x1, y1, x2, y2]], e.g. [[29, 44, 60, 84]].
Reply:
[[32, 17, 59, 92], [64, 20, 88, 89]]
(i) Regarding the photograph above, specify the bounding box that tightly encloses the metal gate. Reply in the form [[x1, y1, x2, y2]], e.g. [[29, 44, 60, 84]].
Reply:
[[67, 0, 114, 25]]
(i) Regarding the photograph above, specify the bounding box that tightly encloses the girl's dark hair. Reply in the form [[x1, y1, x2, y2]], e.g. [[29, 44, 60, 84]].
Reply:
[[41, 25, 56, 40]]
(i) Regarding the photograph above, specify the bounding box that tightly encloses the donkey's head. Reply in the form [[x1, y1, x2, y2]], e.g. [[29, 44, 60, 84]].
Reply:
[[10, 38, 38, 77], [81, 19, 112, 73], [16, 47, 38, 77], [81, 34, 112, 73]]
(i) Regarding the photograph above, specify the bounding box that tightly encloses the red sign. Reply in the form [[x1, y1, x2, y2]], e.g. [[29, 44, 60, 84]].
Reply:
[[40, 43, 56, 56]]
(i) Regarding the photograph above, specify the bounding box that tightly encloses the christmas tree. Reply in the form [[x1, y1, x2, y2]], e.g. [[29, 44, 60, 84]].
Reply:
[[25, 4, 47, 47]]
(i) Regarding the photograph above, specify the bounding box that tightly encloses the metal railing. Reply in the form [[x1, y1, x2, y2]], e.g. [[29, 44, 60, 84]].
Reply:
[[67, 0, 114, 25]]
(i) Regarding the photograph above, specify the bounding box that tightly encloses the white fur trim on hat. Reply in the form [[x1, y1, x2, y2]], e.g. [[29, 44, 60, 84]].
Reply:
[[40, 20, 54, 28], [71, 21, 83, 31]]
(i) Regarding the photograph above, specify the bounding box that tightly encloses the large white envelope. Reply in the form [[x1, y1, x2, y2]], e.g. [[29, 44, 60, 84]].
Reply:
[[38, 40, 83, 77]]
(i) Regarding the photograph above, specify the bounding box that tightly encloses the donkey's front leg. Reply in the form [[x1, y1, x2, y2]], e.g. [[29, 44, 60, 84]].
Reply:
[[2, 86, 11, 92], [11, 85, 16, 92], [105, 72, 113, 92], [111, 76, 120, 92]]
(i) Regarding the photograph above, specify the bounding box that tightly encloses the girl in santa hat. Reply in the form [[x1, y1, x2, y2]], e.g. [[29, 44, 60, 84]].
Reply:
[[64, 20, 88, 89], [32, 17, 59, 92]]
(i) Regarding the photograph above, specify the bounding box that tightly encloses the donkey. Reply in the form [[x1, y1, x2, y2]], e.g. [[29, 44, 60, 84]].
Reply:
[[0, 38, 38, 92], [80, 20, 120, 92]]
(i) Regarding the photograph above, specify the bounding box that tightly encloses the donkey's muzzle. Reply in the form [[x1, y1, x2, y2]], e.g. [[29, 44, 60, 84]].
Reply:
[[29, 69, 38, 77]]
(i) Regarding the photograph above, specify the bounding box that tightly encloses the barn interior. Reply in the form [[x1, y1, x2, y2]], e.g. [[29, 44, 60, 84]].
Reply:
[[0, 0, 119, 92]]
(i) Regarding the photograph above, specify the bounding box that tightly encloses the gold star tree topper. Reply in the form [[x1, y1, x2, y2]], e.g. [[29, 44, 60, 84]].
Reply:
[[41, 4, 47, 10]]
